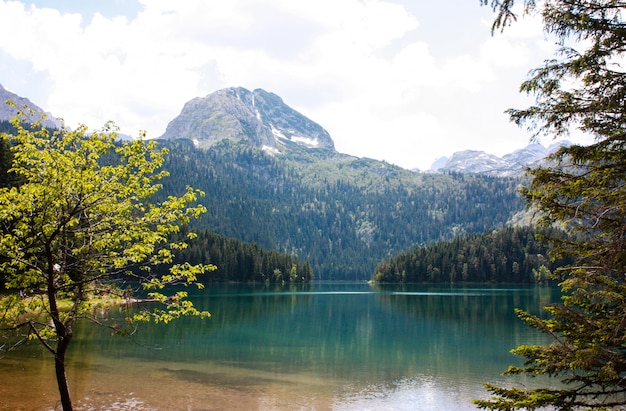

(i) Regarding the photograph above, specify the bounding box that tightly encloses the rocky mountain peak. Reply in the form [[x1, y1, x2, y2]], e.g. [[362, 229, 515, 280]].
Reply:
[[160, 87, 336, 154], [430, 141, 571, 176]]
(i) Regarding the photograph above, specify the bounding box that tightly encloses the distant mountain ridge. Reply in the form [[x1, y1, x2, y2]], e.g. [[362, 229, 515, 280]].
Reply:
[[430, 142, 570, 176], [2, 82, 567, 176], [161, 87, 568, 178], [160, 87, 336, 155], [0, 84, 62, 130]]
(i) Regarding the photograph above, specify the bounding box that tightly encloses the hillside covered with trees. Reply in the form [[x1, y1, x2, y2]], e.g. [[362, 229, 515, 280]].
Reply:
[[372, 226, 568, 283], [1, 118, 529, 282], [0, 122, 522, 282], [158, 138, 525, 280], [172, 228, 314, 283], [1, 119, 532, 284]]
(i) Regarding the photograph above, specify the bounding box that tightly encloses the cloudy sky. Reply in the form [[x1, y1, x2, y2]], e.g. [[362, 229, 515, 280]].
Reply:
[[0, 0, 591, 170]]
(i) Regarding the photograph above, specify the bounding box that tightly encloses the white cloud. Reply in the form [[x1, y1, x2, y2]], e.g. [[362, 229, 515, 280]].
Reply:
[[0, 3, 82, 67], [480, 36, 530, 68], [0, 0, 588, 170], [443, 54, 494, 93]]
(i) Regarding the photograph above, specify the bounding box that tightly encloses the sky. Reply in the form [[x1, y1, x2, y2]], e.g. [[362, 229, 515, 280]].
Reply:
[[0, 0, 593, 170]]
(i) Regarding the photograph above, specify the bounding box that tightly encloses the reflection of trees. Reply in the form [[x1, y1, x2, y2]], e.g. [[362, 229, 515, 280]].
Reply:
[[371, 284, 560, 322], [370, 284, 561, 380], [69, 283, 314, 361], [64, 284, 560, 387]]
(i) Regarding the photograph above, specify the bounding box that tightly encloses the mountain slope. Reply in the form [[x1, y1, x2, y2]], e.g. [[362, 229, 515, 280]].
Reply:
[[440, 150, 511, 174], [158, 139, 524, 280], [0, 84, 61, 130], [160, 87, 335, 153]]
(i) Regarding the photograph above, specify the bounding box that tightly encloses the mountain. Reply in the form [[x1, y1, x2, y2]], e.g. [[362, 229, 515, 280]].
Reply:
[[160, 87, 335, 154], [428, 156, 448, 172], [155, 88, 526, 279], [0, 84, 62, 130], [431, 142, 570, 176], [438, 150, 511, 174], [502, 143, 548, 164], [1, 85, 528, 280]]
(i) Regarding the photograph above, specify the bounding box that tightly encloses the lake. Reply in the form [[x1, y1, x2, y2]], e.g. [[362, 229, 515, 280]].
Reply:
[[0, 282, 560, 410]]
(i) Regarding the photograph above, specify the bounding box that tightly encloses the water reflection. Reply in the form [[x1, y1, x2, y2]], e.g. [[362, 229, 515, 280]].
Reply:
[[0, 282, 560, 410]]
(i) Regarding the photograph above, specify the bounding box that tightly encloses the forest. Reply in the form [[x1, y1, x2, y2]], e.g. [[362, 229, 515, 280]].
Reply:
[[371, 226, 569, 283], [157, 138, 525, 280], [171, 228, 314, 283], [1, 120, 532, 282]]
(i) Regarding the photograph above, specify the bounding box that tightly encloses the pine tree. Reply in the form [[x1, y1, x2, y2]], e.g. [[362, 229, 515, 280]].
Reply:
[[475, 1, 626, 409]]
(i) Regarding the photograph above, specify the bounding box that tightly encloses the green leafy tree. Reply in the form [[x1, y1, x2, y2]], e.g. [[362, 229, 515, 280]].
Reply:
[[0, 108, 214, 411], [475, 1, 626, 410], [0, 121, 22, 189]]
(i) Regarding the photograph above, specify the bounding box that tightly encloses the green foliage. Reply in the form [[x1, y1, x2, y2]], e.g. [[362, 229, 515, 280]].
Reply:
[[372, 226, 567, 283], [532, 265, 552, 283], [0, 120, 23, 190], [0, 108, 213, 411], [171, 228, 314, 283], [475, 1, 626, 410], [158, 138, 524, 280]]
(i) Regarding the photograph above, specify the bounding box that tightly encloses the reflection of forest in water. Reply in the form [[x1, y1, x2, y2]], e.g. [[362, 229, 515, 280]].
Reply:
[[68, 283, 561, 380], [0, 283, 562, 410], [71, 283, 316, 360], [372, 283, 559, 321], [370, 284, 561, 378]]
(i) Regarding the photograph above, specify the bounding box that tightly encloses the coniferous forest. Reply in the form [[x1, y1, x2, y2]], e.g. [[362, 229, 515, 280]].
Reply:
[[157, 139, 525, 280], [172, 228, 314, 283], [371, 226, 569, 283]]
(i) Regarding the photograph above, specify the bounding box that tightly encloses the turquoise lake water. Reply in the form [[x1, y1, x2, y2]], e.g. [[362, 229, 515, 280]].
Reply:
[[0, 282, 560, 410]]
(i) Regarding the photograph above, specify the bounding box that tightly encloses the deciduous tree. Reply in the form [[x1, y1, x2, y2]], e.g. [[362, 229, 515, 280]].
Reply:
[[0, 108, 214, 411]]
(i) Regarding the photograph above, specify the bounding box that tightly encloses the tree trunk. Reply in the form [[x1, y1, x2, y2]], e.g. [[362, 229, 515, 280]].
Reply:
[[46, 260, 74, 411], [55, 348, 73, 411]]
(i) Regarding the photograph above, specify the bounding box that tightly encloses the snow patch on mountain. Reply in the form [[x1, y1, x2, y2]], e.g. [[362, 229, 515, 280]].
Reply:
[[271, 125, 287, 139], [262, 145, 280, 155], [291, 136, 320, 147]]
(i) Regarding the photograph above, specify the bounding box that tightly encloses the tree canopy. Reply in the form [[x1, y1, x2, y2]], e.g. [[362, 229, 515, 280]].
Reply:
[[0, 109, 214, 411], [475, 1, 626, 410], [371, 226, 567, 284], [171, 227, 314, 283]]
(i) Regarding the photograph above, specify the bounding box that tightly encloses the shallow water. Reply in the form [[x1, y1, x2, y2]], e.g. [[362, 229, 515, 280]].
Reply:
[[0, 282, 559, 410]]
